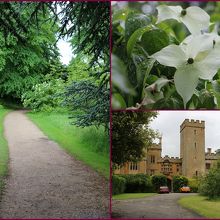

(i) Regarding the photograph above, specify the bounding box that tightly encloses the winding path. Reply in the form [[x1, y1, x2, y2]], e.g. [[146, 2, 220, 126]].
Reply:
[[112, 193, 204, 219], [0, 111, 109, 218]]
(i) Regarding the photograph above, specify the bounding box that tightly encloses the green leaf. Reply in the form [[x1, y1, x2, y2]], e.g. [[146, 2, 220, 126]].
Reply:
[[141, 58, 155, 98], [112, 9, 129, 25], [140, 29, 169, 55], [112, 93, 127, 109], [127, 25, 154, 57], [153, 97, 181, 109], [125, 12, 151, 41], [208, 80, 220, 108], [156, 22, 176, 38], [112, 54, 136, 95], [198, 89, 216, 109], [211, 80, 220, 93]]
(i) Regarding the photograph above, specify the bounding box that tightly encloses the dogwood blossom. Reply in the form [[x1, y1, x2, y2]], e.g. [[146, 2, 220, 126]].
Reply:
[[151, 34, 220, 108], [156, 5, 210, 35]]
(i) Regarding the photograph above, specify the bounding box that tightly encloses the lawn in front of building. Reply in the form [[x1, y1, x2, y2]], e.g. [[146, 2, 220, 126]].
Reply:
[[112, 193, 157, 200], [178, 194, 220, 218]]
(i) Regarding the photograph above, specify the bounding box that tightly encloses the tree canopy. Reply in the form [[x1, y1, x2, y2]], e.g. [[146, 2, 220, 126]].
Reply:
[[0, 2, 110, 129], [112, 111, 158, 167]]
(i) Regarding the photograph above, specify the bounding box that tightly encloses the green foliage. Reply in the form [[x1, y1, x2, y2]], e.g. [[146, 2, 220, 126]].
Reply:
[[140, 29, 169, 55], [64, 2, 110, 129], [65, 54, 110, 130], [173, 175, 188, 192], [112, 111, 158, 166], [0, 2, 110, 133], [67, 55, 91, 82], [112, 175, 126, 195], [22, 77, 65, 112], [112, 2, 220, 109], [0, 3, 59, 101], [199, 161, 220, 199], [119, 174, 153, 193], [0, 107, 10, 195], [65, 80, 109, 129], [188, 178, 199, 193], [113, 193, 156, 200], [151, 174, 167, 191], [125, 12, 151, 41]]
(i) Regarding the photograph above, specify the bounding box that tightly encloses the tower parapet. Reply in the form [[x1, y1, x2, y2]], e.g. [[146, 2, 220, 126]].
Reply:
[[180, 119, 205, 132]]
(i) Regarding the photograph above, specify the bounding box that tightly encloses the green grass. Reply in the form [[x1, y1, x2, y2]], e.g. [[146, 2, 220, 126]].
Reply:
[[27, 111, 109, 178], [112, 193, 157, 200], [0, 107, 9, 193], [178, 195, 220, 218]]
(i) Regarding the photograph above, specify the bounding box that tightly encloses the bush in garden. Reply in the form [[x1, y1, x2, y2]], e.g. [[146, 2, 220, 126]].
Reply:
[[199, 161, 220, 199], [188, 178, 200, 193], [120, 174, 153, 193], [112, 175, 126, 195], [151, 174, 167, 191], [22, 78, 65, 112], [173, 175, 188, 192], [112, 2, 220, 109]]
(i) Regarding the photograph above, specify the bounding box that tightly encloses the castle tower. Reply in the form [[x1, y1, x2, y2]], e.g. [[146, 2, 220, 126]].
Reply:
[[180, 119, 205, 178]]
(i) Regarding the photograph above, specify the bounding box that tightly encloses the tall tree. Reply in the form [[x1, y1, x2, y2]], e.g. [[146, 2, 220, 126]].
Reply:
[[112, 111, 158, 167], [0, 2, 59, 101], [59, 2, 110, 129]]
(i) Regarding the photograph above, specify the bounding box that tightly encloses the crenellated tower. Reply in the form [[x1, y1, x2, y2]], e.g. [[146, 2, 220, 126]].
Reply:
[[180, 119, 205, 178]]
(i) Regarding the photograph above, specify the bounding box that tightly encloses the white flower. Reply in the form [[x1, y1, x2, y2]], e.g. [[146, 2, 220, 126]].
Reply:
[[151, 34, 220, 108], [156, 5, 210, 35], [181, 29, 220, 49]]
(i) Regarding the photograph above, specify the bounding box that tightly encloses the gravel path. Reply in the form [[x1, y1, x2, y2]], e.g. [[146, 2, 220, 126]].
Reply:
[[112, 193, 204, 219], [0, 111, 109, 219]]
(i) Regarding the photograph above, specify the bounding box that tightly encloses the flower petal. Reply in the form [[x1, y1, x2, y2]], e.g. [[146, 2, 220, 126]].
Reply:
[[151, 45, 186, 68], [174, 65, 200, 108], [194, 46, 220, 80], [181, 6, 210, 35], [156, 5, 182, 24], [182, 34, 215, 58]]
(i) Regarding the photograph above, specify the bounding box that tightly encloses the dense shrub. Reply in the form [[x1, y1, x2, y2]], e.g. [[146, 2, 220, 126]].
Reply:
[[22, 78, 65, 112], [188, 178, 199, 193], [151, 174, 167, 191], [173, 175, 188, 192], [199, 161, 220, 199], [112, 175, 126, 195], [120, 174, 153, 193]]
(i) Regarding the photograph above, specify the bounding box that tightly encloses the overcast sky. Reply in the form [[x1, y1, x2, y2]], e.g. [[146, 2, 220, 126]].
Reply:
[[57, 39, 73, 65], [149, 111, 220, 158]]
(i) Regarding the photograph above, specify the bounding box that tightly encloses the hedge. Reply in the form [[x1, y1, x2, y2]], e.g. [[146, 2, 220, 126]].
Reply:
[[112, 175, 126, 195], [151, 174, 167, 191], [119, 174, 154, 193], [188, 178, 199, 193]]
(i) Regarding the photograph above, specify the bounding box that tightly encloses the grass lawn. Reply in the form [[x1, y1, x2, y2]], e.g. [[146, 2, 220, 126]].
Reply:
[[178, 194, 220, 218], [27, 111, 109, 178], [113, 193, 157, 200], [0, 107, 9, 193]]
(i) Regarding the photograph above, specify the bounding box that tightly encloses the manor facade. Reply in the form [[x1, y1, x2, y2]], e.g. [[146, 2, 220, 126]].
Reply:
[[115, 119, 220, 179]]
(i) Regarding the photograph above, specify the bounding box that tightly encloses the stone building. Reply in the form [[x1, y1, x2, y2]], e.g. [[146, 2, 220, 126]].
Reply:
[[114, 119, 220, 179]]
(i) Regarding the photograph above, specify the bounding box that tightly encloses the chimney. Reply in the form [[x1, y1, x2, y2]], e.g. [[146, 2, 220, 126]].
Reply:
[[207, 148, 212, 155]]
